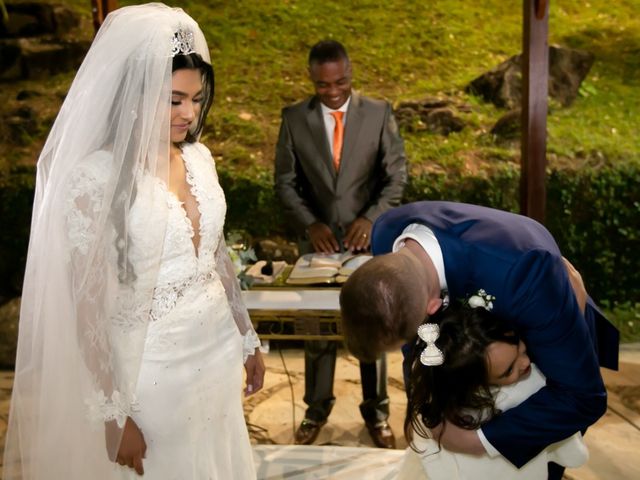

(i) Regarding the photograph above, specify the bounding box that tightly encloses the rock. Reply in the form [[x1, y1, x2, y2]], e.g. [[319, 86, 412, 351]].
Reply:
[[395, 97, 467, 136], [0, 298, 20, 368], [0, 2, 81, 38], [467, 45, 594, 109], [548, 46, 594, 106], [398, 98, 450, 110], [6, 105, 39, 143], [0, 37, 91, 80], [0, 41, 22, 77], [50, 4, 82, 36], [425, 107, 465, 135], [16, 89, 42, 100], [491, 109, 522, 141]]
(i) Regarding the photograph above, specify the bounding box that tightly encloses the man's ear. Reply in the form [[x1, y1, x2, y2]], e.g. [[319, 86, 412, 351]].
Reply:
[[426, 297, 443, 316]]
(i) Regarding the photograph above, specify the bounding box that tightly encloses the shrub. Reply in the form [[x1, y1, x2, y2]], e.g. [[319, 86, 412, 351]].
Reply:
[[1, 161, 637, 304]]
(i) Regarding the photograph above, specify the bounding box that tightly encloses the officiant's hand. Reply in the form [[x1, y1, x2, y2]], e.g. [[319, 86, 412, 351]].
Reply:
[[115, 417, 146, 475], [430, 421, 485, 455], [244, 348, 265, 396], [344, 217, 372, 252], [307, 222, 340, 253]]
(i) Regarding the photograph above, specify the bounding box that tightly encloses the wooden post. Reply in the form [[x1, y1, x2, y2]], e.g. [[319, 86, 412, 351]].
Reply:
[[91, 0, 118, 33], [520, 0, 549, 223]]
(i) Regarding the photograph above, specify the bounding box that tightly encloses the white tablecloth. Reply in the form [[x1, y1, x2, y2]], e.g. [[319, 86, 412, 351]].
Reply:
[[242, 289, 340, 311]]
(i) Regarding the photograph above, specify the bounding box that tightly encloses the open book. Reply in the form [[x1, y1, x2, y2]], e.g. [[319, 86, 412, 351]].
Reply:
[[286, 252, 372, 285]]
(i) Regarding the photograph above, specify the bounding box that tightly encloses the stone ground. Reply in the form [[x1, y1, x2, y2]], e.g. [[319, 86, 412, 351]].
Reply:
[[1, 345, 639, 478]]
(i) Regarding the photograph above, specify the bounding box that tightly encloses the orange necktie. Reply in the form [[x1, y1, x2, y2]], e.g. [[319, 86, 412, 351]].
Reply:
[[331, 111, 344, 171]]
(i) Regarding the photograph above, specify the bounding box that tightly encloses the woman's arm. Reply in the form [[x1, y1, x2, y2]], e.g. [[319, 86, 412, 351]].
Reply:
[[213, 232, 265, 395]]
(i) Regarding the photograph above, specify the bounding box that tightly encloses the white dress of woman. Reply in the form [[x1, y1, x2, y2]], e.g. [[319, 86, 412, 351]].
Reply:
[[396, 364, 588, 479], [3, 4, 260, 479]]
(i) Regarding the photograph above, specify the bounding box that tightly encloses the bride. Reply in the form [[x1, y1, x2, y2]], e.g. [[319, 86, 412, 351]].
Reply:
[[3, 4, 264, 479]]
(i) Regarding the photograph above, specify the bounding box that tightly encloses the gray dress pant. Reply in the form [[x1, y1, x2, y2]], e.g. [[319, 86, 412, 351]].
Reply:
[[298, 237, 390, 424], [303, 340, 389, 424]]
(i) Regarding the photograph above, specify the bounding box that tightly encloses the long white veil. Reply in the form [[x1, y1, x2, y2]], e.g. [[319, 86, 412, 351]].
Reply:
[[3, 4, 211, 478]]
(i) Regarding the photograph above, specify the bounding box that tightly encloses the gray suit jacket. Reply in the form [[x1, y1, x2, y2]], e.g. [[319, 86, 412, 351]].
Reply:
[[274, 92, 407, 234]]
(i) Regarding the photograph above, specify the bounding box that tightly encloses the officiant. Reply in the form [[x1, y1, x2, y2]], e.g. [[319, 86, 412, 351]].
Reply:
[[274, 39, 407, 448]]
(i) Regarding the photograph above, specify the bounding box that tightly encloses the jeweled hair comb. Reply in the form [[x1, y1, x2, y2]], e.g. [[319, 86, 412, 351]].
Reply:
[[171, 29, 195, 57]]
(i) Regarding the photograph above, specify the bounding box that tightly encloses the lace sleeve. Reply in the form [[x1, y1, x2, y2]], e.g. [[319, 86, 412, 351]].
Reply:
[[66, 153, 137, 428], [214, 232, 260, 362]]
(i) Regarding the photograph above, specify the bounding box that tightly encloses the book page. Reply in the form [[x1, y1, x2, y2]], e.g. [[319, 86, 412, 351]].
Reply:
[[288, 253, 339, 279], [338, 254, 372, 275], [308, 251, 356, 269]]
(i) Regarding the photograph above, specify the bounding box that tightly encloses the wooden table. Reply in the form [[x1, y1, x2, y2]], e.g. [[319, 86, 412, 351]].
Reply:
[[241, 287, 342, 341]]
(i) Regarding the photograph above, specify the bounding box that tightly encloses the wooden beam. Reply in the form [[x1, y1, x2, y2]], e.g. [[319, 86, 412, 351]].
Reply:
[[520, 0, 549, 223], [91, 0, 118, 33]]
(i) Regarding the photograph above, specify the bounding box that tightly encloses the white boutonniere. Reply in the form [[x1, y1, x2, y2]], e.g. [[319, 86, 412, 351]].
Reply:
[[467, 289, 495, 311]]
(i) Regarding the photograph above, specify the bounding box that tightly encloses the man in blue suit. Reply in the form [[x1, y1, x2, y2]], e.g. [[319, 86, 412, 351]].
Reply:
[[340, 201, 619, 479]]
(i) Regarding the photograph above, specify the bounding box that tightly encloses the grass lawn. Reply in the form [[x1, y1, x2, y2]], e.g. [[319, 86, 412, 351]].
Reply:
[[604, 303, 640, 344], [50, 0, 639, 175]]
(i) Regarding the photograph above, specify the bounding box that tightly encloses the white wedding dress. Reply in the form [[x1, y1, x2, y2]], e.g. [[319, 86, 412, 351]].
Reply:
[[128, 142, 256, 479], [396, 364, 588, 480], [69, 142, 257, 479], [2, 7, 257, 479]]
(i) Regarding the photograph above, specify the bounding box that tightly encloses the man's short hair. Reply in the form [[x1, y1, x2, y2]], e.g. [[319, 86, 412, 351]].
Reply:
[[308, 40, 349, 66], [340, 254, 423, 362]]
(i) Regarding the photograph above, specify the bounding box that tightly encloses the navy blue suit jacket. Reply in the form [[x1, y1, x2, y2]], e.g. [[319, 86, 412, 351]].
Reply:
[[372, 201, 619, 467]]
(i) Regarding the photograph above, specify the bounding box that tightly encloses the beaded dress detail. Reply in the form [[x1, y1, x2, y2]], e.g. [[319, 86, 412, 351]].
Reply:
[[66, 143, 257, 479]]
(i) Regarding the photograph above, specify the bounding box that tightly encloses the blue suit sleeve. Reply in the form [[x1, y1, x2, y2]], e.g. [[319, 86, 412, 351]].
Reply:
[[481, 250, 607, 468]]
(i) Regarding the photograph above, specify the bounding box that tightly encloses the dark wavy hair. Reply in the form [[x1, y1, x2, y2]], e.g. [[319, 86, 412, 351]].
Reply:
[[404, 304, 519, 449], [172, 52, 214, 143]]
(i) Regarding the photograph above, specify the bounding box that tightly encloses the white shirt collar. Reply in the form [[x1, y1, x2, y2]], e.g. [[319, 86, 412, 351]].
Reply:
[[392, 223, 448, 293], [320, 95, 351, 118]]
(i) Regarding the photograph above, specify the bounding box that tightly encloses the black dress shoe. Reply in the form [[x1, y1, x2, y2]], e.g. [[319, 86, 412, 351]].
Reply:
[[366, 421, 396, 449], [294, 418, 327, 445]]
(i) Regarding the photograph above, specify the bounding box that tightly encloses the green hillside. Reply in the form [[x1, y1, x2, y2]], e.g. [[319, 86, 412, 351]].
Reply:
[[53, 0, 638, 176]]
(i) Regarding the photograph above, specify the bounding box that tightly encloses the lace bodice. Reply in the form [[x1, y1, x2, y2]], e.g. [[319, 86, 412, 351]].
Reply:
[[65, 142, 259, 427], [153, 142, 226, 285], [134, 143, 227, 320]]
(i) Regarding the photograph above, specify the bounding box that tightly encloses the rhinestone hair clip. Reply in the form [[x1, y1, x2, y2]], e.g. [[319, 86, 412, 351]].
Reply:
[[171, 29, 195, 57], [417, 323, 444, 366]]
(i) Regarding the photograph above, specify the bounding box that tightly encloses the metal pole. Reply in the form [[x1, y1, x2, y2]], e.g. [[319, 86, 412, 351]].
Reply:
[[520, 0, 549, 223]]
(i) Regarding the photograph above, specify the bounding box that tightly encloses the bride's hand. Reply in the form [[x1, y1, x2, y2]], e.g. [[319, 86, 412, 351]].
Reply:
[[116, 417, 147, 475], [244, 348, 266, 396]]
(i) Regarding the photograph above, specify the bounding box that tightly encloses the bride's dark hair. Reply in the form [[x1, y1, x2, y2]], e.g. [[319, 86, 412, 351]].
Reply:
[[404, 305, 520, 450], [172, 52, 214, 143]]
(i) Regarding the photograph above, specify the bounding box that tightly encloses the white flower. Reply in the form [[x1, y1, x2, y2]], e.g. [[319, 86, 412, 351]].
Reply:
[[467, 289, 495, 311], [468, 295, 486, 309]]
